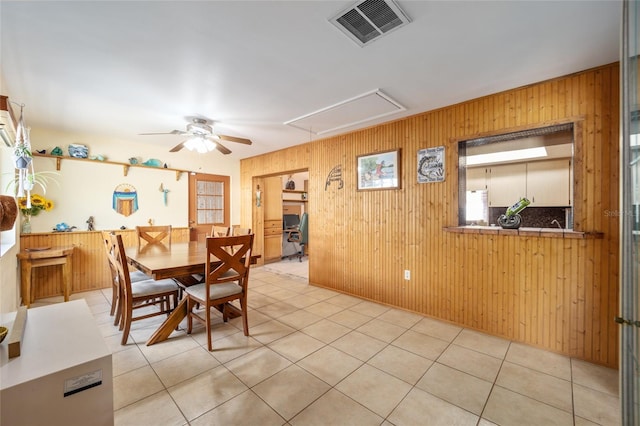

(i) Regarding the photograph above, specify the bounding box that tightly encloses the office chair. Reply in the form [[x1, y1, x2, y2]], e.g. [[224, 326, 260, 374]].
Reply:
[[285, 212, 308, 262]]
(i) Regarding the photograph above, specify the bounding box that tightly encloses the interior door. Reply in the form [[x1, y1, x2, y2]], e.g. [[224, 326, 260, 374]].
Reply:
[[188, 173, 230, 242], [263, 176, 283, 262]]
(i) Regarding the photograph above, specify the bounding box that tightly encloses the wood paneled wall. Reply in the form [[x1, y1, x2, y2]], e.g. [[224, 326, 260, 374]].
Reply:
[[241, 63, 620, 368], [18, 228, 190, 300]]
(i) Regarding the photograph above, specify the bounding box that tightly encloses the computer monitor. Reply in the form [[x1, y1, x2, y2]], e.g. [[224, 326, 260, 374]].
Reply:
[[283, 214, 300, 229]]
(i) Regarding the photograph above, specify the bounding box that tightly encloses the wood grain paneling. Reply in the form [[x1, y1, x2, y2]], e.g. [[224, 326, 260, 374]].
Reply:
[[240, 63, 620, 368], [18, 228, 190, 300]]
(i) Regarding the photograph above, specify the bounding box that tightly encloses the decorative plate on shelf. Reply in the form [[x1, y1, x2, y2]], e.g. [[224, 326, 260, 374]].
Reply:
[[68, 144, 88, 158]]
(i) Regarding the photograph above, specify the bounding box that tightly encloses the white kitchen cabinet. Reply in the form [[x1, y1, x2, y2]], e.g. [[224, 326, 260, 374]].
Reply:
[[527, 159, 571, 206], [466, 167, 487, 191], [486, 159, 571, 207], [488, 163, 527, 207]]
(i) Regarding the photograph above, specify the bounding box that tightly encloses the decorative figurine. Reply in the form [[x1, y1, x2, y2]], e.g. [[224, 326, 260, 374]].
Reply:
[[36, 149, 46, 154], [142, 158, 162, 167], [285, 175, 295, 190], [497, 197, 530, 229], [159, 183, 169, 206], [51, 146, 64, 156], [54, 222, 77, 232], [86, 216, 95, 231]]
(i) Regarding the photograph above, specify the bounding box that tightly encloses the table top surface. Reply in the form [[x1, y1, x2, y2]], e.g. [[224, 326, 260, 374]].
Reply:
[[125, 241, 259, 280], [125, 242, 204, 278]]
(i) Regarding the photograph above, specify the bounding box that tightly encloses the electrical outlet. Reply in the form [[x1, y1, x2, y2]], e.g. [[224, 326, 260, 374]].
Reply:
[[404, 270, 410, 280]]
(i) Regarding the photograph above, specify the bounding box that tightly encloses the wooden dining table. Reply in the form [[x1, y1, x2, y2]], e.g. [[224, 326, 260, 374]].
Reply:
[[125, 241, 259, 345]]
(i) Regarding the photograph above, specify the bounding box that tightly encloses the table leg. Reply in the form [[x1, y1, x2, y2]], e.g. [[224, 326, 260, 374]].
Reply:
[[21, 261, 33, 308], [146, 297, 188, 345], [61, 256, 72, 302]]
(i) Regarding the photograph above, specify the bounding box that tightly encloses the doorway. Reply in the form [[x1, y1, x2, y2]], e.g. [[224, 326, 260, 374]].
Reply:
[[253, 170, 309, 280]]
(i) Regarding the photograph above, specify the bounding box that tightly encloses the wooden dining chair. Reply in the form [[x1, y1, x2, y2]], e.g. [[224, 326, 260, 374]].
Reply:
[[185, 234, 254, 351], [136, 225, 172, 247], [211, 225, 230, 237], [101, 231, 150, 326], [231, 226, 251, 236], [230, 227, 252, 254], [108, 233, 180, 345]]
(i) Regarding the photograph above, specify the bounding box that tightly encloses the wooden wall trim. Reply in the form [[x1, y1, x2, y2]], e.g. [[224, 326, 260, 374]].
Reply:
[[241, 63, 620, 368], [18, 228, 190, 300]]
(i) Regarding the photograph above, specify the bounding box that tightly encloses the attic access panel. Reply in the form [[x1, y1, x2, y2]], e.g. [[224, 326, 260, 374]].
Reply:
[[284, 89, 406, 135]]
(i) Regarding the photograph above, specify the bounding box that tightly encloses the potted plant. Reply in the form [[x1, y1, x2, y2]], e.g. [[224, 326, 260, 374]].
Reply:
[[12, 142, 32, 169], [12, 106, 32, 169], [17, 193, 54, 234]]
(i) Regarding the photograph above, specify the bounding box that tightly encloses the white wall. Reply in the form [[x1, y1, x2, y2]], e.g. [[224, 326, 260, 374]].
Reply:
[[23, 127, 241, 233], [0, 126, 241, 313], [0, 145, 20, 314]]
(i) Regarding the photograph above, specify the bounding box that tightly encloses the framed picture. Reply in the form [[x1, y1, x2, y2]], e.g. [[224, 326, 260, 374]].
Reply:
[[357, 149, 401, 190], [417, 146, 445, 183]]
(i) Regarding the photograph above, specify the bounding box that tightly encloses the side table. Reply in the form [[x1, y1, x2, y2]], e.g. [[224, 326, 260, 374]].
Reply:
[[17, 245, 75, 307]]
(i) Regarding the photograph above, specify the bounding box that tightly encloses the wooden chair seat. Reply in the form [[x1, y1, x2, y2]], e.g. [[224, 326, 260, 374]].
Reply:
[[185, 282, 242, 301]]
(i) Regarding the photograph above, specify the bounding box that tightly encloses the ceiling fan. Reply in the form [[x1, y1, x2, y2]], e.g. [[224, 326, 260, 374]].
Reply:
[[139, 117, 252, 155]]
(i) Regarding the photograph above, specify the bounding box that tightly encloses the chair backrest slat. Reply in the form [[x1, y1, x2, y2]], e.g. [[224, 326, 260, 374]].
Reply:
[[205, 234, 254, 297], [231, 226, 251, 236], [298, 213, 308, 244], [136, 225, 172, 247], [101, 230, 119, 287], [211, 225, 230, 238], [109, 233, 134, 296]]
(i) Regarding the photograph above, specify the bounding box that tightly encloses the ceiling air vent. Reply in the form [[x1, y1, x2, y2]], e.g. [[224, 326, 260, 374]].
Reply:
[[330, 0, 410, 47]]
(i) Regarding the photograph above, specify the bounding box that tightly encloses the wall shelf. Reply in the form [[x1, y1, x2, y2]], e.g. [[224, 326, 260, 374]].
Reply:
[[282, 189, 308, 203], [33, 153, 190, 181]]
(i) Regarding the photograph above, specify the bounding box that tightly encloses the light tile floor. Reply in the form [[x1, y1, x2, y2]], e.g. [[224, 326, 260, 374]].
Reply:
[[263, 257, 309, 280], [33, 264, 620, 426]]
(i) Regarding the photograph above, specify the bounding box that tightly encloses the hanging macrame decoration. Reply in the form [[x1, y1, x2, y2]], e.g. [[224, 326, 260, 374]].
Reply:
[[112, 183, 138, 217], [12, 104, 36, 208]]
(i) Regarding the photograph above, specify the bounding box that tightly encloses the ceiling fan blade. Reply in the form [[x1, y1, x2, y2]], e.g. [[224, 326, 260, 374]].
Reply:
[[139, 129, 186, 136], [214, 141, 232, 155], [169, 141, 187, 152], [217, 134, 252, 145]]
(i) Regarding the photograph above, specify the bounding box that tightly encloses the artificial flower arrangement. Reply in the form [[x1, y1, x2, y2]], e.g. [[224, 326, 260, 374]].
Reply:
[[17, 193, 54, 217]]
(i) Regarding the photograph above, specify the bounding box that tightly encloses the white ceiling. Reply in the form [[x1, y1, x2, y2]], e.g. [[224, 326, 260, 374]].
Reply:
[[0, 1, 621, 160]]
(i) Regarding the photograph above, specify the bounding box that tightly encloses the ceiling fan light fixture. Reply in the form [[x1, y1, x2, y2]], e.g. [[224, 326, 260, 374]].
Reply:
[[186, 118, 212, 135], [184, 136, 215, 153]]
